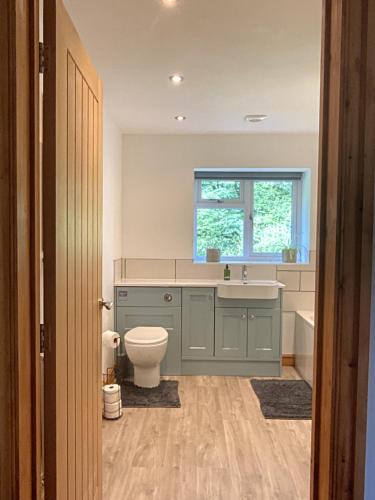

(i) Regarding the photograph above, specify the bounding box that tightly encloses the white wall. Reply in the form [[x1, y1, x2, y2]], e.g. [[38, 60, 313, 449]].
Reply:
[[122, 133, 319, 259], [102, 111, 123, 331]]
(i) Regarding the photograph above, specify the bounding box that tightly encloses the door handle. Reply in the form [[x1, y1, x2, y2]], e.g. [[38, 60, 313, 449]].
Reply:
[[249, 314, 255, 320], [99, 298, 113, 311]]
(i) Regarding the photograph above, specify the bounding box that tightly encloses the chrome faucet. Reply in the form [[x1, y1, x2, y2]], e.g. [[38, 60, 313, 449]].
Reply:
[[241, 265, 248, 284]]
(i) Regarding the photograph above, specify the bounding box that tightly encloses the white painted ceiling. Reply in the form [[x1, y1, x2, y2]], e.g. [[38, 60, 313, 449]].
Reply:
[[63, 0, 322, 134]]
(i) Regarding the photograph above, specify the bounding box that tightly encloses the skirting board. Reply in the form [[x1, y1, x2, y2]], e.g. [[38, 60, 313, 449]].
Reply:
[[282, 354, 295, 367], [181, 360, 281, 377]]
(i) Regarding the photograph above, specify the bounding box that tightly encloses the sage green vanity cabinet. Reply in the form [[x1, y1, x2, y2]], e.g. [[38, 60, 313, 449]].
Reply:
[[115, 287, 182, 375], [247, 309, 280, 361], [215, 308, 248, 358], [182, 288, 215, 358], [115, 285, 282, 377]]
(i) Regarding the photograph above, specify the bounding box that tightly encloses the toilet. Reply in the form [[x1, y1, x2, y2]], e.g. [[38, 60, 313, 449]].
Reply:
[[124, 327, 168, 388]]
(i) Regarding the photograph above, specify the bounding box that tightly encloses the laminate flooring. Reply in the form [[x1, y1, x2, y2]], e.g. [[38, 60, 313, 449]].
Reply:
[[102, 368, 311, 500]]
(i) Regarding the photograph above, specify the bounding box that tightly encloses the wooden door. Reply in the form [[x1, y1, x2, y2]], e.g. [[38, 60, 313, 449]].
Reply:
[[43, 1, 103, 499], [214, 308, 248, 358], [182, 288, 215, 358], [247, 309, 280, 361]]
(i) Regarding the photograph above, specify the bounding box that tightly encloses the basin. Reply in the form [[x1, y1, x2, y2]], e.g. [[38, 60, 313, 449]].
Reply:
[[217, 280, 284, 300]]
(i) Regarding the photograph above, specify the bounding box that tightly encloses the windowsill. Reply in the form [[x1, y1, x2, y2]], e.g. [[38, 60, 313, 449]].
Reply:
[[193, 260, 311, 266]]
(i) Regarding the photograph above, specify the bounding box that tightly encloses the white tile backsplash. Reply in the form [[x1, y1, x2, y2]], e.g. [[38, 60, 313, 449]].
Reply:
[[277, 271, 300, 291], [176, 260, 225, 279], [239, 264, 277, 281], [300, 272, 316, 291], [283, 291, 315, 312], [125, 259, 175, 279], [277, 262, 315, 271]]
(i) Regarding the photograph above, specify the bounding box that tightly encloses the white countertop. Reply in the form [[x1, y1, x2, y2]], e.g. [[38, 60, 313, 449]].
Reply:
[[115, 279, 285, 288]]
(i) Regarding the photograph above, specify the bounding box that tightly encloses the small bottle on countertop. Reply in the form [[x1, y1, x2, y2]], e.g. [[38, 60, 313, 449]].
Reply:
[[224, 264, 231, 281]]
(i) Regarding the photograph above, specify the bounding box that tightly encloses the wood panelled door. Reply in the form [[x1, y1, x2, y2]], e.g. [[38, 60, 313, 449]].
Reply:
[[43, 1, 103, 498]]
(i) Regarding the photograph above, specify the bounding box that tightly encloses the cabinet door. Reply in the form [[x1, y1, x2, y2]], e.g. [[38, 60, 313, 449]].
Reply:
[[215, 308, 248, 358], [182, 288, 215, 358], [247, 309, 280, 361], [116, 306, 181, 375]]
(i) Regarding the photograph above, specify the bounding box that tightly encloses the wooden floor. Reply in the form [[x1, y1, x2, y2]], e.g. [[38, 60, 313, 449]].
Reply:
[[102, 368, 311, 500]]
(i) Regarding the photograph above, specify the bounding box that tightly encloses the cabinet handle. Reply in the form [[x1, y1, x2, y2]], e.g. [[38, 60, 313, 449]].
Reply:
[[241, 314, 247, 320], [164, 293, 173, 303], [249, 314, 255, 320]]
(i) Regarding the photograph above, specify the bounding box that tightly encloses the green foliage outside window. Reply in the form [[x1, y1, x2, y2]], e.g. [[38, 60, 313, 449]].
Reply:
[[201, 180, 241, 200], [196, 179, 294, 258], [196, 208, 244, 257], [253, 181, 293, 253]]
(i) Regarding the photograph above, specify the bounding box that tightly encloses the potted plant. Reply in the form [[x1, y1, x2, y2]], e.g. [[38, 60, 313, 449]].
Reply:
[[282, 246, 298, 263]]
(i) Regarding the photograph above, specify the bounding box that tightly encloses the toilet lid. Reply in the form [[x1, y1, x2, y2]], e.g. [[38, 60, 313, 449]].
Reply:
[[124, 327, 168, 345]]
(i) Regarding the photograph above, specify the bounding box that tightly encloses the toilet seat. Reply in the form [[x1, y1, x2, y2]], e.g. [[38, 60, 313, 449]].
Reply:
[[125, 327, 168, 346]]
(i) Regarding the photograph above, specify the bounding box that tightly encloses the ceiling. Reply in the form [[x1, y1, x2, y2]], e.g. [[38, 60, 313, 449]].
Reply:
[[63, 0, 322, 134]]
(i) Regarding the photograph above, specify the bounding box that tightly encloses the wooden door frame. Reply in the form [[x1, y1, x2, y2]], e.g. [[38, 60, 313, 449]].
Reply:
[[0, 0, 41, 499], [312, 0, 375, 498]]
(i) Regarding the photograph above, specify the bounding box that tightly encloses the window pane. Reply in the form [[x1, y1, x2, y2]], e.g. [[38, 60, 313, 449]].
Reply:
[[196, 208, 244, 257], [201, 180, 241, 200], [252, 181, 293, 253]]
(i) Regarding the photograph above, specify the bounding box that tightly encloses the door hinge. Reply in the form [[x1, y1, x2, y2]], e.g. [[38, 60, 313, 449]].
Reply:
[[40, 324, 45, 354], [39, 42, 45, 74]]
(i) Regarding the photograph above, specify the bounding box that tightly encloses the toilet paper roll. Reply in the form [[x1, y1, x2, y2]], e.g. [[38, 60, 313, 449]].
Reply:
[[103, 408, 122, 420], [103, 400, 122, 420], [102, 331, 120, 380], [104, 391, 121, 404], [103, 383, 121, 394], [104, 400, 122, 412], [103, 384, 121, 404], [102, 330, 120, 349]]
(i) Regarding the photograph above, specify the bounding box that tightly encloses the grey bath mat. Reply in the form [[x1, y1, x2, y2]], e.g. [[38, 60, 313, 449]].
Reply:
[[250, 379, 312, 420], [121, 380, 181, 408]]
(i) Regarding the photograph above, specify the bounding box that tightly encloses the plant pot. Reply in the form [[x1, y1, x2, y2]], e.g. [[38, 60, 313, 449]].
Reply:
[[282, 248, 298, 263], [206, 248, 221, 262]]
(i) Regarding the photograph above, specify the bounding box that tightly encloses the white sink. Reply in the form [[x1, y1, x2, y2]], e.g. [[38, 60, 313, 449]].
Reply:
[[217, 280, 284, 300]]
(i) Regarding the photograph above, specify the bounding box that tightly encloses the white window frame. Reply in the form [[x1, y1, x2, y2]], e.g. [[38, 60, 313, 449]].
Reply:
[[194, 176, 303, 263]]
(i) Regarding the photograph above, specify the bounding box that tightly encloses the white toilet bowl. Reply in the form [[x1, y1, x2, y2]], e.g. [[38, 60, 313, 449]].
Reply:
[[124, 327, 168, 388]]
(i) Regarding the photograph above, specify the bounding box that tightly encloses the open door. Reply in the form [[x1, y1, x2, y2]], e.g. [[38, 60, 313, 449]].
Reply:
[[43, 1, 103, 498]]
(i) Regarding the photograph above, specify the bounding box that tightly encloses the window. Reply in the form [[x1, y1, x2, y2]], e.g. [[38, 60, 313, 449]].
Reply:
[[194, 170, 305, 262]]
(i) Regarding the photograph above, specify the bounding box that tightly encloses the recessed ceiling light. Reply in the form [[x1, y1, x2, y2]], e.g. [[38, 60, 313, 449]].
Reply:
[[169, 74, 184, 85], [245, 114, 268, 123], [162, 0, 177, 7], [175, 115, 186, 121]]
